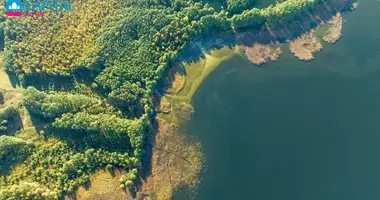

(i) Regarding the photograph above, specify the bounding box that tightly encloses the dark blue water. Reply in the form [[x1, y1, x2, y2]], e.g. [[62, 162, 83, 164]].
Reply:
[[177, 1, 380, 200]]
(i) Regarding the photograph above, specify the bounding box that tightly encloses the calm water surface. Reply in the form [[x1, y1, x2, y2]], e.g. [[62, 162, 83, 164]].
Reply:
[[175, 1, 380, 200]]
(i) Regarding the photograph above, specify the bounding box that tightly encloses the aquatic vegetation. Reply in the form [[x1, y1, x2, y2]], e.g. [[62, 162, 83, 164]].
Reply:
[[289, 30, 323, 61], [323, 12, 343, 43], [174, 102, 195, 121], [135, 118, 204, 200], [159, 47, 240, 124], [0, 0, 358, 199], [352, 2, 359, 9], [241, 43, 282, 65]]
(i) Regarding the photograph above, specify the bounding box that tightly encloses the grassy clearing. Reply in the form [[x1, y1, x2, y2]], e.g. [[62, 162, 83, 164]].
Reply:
[[0, 53, 16, 90], [65, 170, 131, 200], [0, 89, 22, 108], [0, 88, 44, 134], [0, 71, 13, 90]]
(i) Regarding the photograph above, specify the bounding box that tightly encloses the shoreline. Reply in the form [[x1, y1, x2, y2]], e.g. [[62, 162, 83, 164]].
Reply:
[[158, 46, 242, 124], [64, 1, 359, 199], [149, 1, 359, 199], [0, 0, 360, 199], [177, 0, 357, 64]]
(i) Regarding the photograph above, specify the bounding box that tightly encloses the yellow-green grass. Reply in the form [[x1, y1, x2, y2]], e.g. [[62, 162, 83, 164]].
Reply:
[[0, 70, 14, 90], [0, 53, 14, 90], [160, 46, 242, 123], [175, 46, 241, 100]]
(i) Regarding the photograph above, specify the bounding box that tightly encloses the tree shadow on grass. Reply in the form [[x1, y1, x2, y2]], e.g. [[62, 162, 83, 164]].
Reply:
[[46, 127, 133, 153], [6, 72, 21, 88], [0, 157, 27, 176], [4, 111, 23, 136], [28, 113, 52, 134], [23, 74, 75, 91], [0, 107, 23, 136]]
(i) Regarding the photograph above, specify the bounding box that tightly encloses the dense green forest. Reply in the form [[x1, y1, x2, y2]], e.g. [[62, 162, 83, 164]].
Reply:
[[0, 0, 353, 199]]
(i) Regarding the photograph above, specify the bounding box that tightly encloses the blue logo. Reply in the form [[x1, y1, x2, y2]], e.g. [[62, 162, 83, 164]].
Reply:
[[5, 0, 23, 16], [24, 0, 72, 12], [5, 0, 72, 17]]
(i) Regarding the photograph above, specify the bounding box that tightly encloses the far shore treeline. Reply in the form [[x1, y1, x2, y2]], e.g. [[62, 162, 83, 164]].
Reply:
[[0, 0, 355, 199]]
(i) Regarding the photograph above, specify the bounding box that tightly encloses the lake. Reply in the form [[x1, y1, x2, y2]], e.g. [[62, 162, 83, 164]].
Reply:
[[175, 1, 380, 200]]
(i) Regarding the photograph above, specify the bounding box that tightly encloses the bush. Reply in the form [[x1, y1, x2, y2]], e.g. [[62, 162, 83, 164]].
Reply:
[[0, 135, 33, 174], [0, 182, 59, 200], [0, 105, 19, 134]]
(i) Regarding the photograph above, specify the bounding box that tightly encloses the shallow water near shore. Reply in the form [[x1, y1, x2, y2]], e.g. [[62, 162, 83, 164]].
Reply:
[[174, 1, 380, 200]]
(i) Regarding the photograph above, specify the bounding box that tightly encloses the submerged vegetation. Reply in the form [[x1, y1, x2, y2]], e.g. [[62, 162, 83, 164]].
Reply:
[[137, 118, 204, 199], [0, 0, 358, 199], [159, 46, 241, 124]]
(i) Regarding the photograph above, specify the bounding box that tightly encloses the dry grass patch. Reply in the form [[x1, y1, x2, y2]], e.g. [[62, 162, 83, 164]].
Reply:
[[66, 170, 131, 200], [289, 30, 323, 61], [69, 118, 204, 200], [158, 96, 172, 114], [0, 89, 22, 109], [173, 102, 195, 121], [323, 12, 343, 44], [136, 118, 204, 200], [167, 72, 186, 95], [241, 43, 282, 65]]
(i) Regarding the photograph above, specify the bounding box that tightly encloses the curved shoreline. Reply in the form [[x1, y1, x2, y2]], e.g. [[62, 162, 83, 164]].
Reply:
[[0, 0, 360, 199], [151, 1, 358, 199], [67, 1, 358, 199], [162, 0, 357, 111]]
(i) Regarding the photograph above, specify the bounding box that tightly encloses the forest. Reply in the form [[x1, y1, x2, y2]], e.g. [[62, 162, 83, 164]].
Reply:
[[0, 0, 352, 199]]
